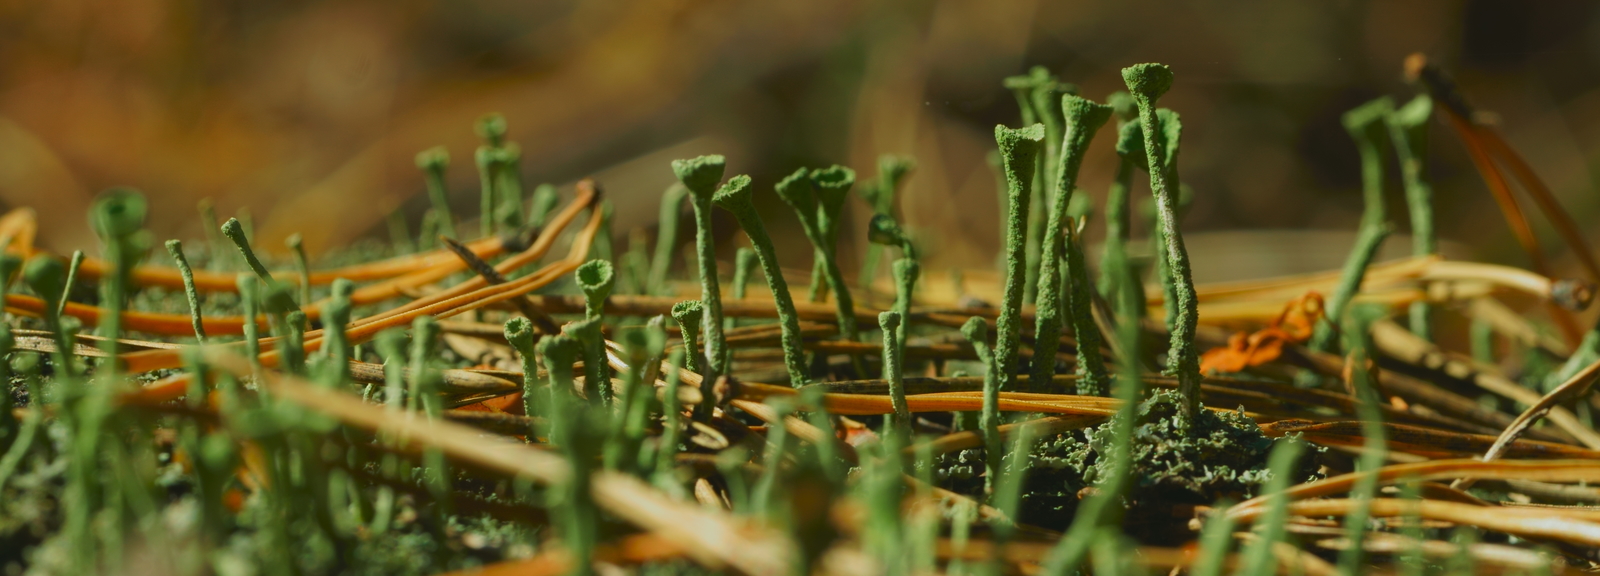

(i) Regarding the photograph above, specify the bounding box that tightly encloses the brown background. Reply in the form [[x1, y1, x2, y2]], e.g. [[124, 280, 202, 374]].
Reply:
[[2, 0, 1596, 287]]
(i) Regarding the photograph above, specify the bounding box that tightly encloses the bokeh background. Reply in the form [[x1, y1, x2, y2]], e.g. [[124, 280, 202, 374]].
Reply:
[[3, 0, 1599, 286]]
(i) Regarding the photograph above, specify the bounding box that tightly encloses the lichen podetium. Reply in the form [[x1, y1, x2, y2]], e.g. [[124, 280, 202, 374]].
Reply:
[[1387, 95, 1436, 340], [958, 316, 999, 497], [776, 167, 861, 346], [991, 123, 1047, 404], [672, 155, 730, 379], [415, 146, 457, 240], [878, 311, 909, 443], [1031, 94, 1113, 395], [163, 239, 207, 343], [1308, 98, 1397, 354], [1122, 63, 1204, 428], [714, 175, 809, 387]]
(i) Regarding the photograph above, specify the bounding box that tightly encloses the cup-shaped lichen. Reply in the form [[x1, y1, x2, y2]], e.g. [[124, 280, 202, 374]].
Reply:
[[991, 123, 1047, 402], [714, 174, 809, 387], [576, 259, 615, 321], [671, 155, 730, 379], [1031, 94, 1113, 395], [1122, 62, 1204, 427]]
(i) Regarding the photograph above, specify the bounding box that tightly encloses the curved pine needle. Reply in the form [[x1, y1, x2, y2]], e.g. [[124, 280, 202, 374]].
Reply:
[[1454, 358, 1600, 489], [1258, 420, 1600, 460], [1229, 459, 1600, 518], [1234, 498, 1600, 548], [1473, 124, 1600, 282]]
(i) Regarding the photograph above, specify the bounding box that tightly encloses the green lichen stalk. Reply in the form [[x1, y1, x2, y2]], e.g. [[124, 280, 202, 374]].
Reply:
[[1098, 121, 1145, 312], [286, 233, 312, 308], [991, 123, 1047, 399], [671, 300, 705, 376], [878, 311, 908, 441], [858, 155, 914, 290], [1031, 94, 1113, 394], [164, 239, 207, 343], [714, 175, 809, 387], [503, 317, 541, 426], [576, 259, 615, 321], [648, 184, 689, 294], [1122, 63, 1204, 427], [776, 168, 861, 345], [1310, 98, 1397, 353], [959, 316, 999, 496], [415, 147, 457, 239], [672, 155, 730, 378], [1388, 95, 1436, 340]]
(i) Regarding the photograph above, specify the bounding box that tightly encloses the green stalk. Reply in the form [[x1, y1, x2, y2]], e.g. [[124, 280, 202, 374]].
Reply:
[[527, 183, 559, 227], [777, 168, 863, 378], [23, 256, 72, 378], [320, 278, 354, 384], [1040, 215, 1145, 575], [1032, 95, 1113, 394], [809, 166, 860, 342], [648, 184, 689, 294], [1388, 95, 1436, 340], [671, 300, 705, 376], [714, 175, 809, 387], [858, 155, 914, 291], [1309, 224, 1392, 354], [1335, 305, 1391, 575], [987, 422, 1042, 574], [475, 145, 499, 238], [959, 316, 999, 497], [58, 250, 82, 320], [1004, 69, 1047, 306], [286, 233, 312, 309], [415, 147, 457, 240], [163, 240, 207, 343], [562, 317, 609, 405], [1098, 122, 1142, 306], [386, 209, 414, 255], [221, 217, 299, 316], [799, 386, 844, 485], [504, 317, 541, 427], [1235, 439, 1307, 576], [672, 155, 730, 379], [653, 348, 686, 480], [731, 246, 756, 301], [495, 144, 524, 230], [236, 274, 261, 368], [1122, 63, 1204, 427], [878, 311, 908, 442], [576, 259, 615, 321], [991, 123, 1046, 401], [574, 260, 615, 398]]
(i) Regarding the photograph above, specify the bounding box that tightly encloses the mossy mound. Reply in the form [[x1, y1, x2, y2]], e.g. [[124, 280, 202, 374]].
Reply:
[[932, 391, 1319, 540], [1078, 391, 1320, 541]]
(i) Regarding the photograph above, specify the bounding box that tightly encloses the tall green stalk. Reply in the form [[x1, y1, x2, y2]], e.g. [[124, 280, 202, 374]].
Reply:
[[1122, 63, 1203, 427], [777, 168, 861, 347], [1031, 94, 1113, 394], [714, 175, 809, 387], [1388, 95, 1436, 340], [649, 184, 689, 294], [672, 155, 730, 379], [991, 123, 1047, 402]]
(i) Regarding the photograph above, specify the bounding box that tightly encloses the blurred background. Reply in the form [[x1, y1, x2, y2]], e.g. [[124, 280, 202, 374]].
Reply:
[[3, 0, 1598, 286]]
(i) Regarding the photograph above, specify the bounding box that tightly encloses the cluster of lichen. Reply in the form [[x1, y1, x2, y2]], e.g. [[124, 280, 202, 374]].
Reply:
[[2, 52, 1547, 576]]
